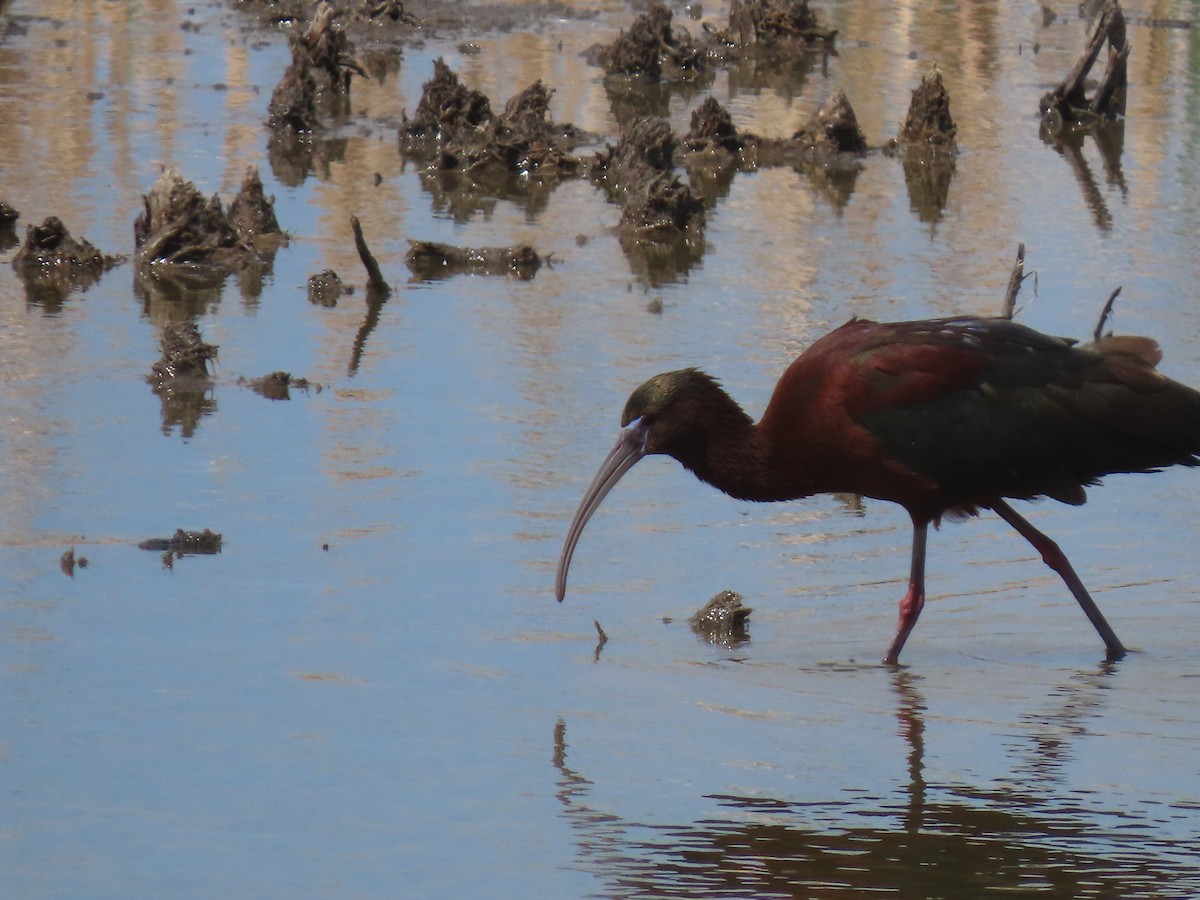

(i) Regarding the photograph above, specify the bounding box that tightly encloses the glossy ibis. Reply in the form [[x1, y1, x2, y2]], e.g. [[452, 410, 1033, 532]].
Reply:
[[555, 316, 1200, 663]]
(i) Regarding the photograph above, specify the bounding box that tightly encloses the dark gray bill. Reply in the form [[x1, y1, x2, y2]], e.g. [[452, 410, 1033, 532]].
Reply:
[[555, 419, 649, 601]]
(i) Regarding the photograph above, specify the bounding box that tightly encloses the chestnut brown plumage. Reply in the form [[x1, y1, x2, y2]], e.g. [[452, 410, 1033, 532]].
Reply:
[[556, 316, 1200, 663]]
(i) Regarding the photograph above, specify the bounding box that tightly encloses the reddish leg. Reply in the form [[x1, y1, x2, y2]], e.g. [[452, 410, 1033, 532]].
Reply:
[[885, 520, 929, 665], [990, 499, 1127, 660]]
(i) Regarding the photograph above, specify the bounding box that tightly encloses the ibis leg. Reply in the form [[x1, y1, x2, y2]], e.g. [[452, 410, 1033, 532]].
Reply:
[[990, 499, 1127, 659], [885, 521, 929, 665]]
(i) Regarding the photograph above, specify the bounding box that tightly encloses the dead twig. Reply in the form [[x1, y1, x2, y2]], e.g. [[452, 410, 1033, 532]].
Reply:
[[1040, 0, 1128, 122], [592, 619, 608, 662], [1000, 242, 1028, 320], [1093, 286, 1122, 341], [350, 215, 390, 296]]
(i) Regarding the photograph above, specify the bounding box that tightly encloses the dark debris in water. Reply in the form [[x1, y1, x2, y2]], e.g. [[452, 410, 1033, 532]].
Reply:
[[0, 199, 18, 252], [11, 216, 124, 308], [1040, 0, 1128, 130], [307, 268, 353, 306], [689, 589, 753, 647], [60, 547, 88, 578], [238, 372, 315, 401], [594, 3, 708, 82], [718, 0, 838, 48], [405, 240, 543, 280], [891, 66, 958, 151], [399, 60, 587, 183], [138, 529, 223, 568], [267, 1, 364, 133]]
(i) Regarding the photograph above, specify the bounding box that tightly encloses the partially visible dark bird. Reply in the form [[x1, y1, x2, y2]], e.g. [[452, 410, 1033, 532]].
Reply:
[[555, 316, 1200, 663]]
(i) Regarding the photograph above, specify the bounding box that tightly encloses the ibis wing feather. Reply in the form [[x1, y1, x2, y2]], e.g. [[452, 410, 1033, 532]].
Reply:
[[827, 317, 1200, 505]]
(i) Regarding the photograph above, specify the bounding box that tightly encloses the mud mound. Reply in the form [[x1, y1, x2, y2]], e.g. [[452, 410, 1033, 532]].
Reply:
[[592, 116, 706, 282], [267, 1, 364, 132], [722, 0, 837, 47], [134, 169, 248, 267], [12, 216, 124, 305], [399, 60, 583, 180], [684, 97, 743, 154], [134, 167, 281, 277], [405, 57, 493, 140], [227, 167, 284, 241], [793, 89, 869, 154], [595, 4, 706, 82], [894, 67, 957, 150]]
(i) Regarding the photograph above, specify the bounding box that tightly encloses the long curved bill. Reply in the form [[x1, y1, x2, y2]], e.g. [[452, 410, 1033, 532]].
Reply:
[[555, 418, 650, 602]]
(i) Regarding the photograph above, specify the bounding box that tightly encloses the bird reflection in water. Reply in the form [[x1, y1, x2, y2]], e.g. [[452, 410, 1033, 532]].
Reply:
[[550, 659, 1200, 897]]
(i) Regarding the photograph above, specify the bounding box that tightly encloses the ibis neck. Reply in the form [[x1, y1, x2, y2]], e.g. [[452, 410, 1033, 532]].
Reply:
[[673, 404, 805, 503]]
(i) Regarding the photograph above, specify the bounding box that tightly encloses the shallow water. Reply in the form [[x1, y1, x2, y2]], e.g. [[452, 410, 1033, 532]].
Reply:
[[2, 1, 1200, 896]]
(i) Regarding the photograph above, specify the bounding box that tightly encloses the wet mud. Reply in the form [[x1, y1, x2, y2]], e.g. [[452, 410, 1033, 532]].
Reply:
[[134, 167, 282, 270], [11, 216, 124, 308], [688, 589, 752, 647], [58, 548, 88, 578], [238, 371, 314, 401], [235, 0, 964, 284], [593, 4, 708, 83], [137, 528, 223, 568], [306, 268, 352, 306], [398, 60, 588, 223], [405, 241, 543, 280], [131, 166, 285, 311]]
